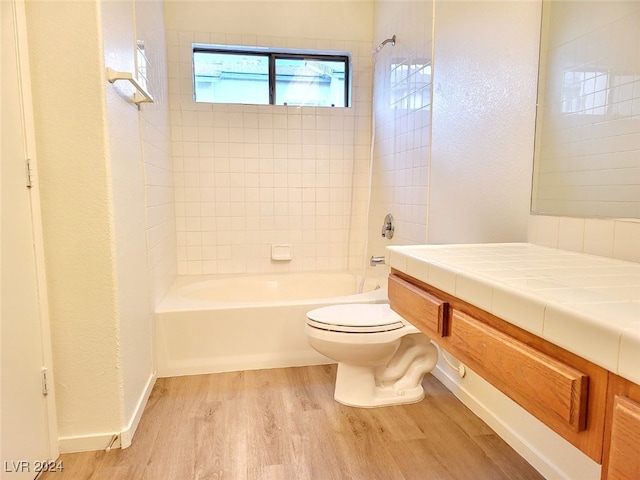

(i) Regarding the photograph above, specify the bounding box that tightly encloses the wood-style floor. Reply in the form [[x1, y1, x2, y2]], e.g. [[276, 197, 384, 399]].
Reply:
[[40, 365, 545, 480]]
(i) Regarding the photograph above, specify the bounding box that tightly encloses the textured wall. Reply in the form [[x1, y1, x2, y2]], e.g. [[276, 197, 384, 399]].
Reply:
[[26, 0, 124, 445], [428, 0, 539, 244], [100, 0, 156, 445], [26, 0, 160, 451]]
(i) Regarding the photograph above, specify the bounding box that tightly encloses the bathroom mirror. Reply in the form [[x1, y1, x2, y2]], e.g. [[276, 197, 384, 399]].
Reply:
[[531, 0, 640, 218]]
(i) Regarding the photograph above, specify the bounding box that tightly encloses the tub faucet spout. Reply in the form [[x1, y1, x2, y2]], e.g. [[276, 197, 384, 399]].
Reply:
[[370, 256, 385, 267]]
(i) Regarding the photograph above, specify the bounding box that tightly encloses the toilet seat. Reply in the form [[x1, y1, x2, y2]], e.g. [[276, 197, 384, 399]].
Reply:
[[306, 303, 405, 333]]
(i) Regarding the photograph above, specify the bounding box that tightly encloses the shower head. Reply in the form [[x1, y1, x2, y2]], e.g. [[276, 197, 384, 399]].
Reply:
[[372, 34, 396, 55], [381, 35, 396, 48]]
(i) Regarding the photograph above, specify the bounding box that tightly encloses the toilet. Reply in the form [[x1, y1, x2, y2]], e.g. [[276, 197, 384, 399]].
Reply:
[[305, 303, 438, 408]]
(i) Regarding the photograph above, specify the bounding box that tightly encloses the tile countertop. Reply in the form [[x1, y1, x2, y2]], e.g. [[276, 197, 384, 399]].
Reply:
[[386, 243, 640, 385]]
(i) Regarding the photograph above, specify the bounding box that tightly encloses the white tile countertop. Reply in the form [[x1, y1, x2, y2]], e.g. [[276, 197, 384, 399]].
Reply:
[[386, 243, 640, 385]]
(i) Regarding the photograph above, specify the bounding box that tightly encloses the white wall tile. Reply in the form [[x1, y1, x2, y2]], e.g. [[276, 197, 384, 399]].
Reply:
[[557, 216, 585, 252], [613, 220, 640, 263], [168, 29, 372, 275], [530, 214, 638, 264], [369, 0, 434, 263], [139, 9, 176, 307], [584, 218, 615, 257]]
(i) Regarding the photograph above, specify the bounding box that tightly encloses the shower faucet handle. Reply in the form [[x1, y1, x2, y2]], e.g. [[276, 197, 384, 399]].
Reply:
[[381, 213, 394, 239]]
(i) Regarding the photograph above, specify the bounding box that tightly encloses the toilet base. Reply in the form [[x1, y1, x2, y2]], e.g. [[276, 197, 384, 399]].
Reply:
[[333, 337, 438, 408], [334, 363, 426, 407]]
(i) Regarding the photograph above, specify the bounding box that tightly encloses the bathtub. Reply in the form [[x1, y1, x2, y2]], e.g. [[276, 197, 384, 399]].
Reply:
[[155, 271, 388, 377]]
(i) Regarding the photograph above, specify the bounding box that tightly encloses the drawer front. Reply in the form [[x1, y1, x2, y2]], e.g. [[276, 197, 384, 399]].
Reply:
[[606, 395, 640, 479], [388, 274, 449, 336], [451, 310, 589, 432]]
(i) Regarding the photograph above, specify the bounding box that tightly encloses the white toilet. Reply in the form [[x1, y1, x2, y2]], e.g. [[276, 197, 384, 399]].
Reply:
[[305, 303, 438, 408]]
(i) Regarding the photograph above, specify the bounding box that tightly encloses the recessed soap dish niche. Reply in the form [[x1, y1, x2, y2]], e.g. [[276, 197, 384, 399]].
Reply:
[[271, 244, 293, 261]]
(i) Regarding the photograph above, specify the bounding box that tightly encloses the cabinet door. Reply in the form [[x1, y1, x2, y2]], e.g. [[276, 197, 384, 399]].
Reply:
[[606, 395, 640, 479]]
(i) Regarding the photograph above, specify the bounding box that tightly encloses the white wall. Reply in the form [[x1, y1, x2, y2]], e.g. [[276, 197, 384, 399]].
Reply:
[[163, 0, 373, 41], [25, 0, 165, 452], [26, 0, 124, 449], [164, 1, 374, 275], [428, 0, 540, 244]]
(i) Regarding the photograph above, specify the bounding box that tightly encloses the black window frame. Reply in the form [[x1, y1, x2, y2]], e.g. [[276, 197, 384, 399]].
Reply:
[[193, 47, 350, 107]]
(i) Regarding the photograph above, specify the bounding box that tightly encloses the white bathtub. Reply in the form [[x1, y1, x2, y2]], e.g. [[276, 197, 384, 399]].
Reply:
[[155, 271, 388, 377]]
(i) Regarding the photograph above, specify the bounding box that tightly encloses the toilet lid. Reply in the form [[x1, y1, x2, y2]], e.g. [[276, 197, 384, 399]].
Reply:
[[306, 303, 405, 333]]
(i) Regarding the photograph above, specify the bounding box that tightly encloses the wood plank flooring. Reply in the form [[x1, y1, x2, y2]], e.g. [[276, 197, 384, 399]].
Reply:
[[40, 365, 545, 480]]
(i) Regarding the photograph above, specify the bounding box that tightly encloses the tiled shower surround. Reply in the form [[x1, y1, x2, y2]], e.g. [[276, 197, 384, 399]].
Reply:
[[167, 30, 374, 275], [370, 0, 433, 250], [136, 2, 176, 308]]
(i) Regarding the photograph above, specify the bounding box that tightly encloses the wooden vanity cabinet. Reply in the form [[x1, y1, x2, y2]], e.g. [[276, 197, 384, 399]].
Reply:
[[388, 270, 608, 463], [601, 375, 640, 480]]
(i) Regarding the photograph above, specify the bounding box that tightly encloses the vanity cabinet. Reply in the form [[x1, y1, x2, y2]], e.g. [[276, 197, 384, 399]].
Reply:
[[601, 375, 640, 479], [388, 270, 608, 463]]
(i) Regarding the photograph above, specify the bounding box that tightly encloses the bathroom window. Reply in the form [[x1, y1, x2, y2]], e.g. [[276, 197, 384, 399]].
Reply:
[[193, 46, 350, 107]]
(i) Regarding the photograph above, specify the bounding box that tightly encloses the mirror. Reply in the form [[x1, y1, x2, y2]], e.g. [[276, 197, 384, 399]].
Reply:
[[531, 1, 640, 218], [135, 39, 149, 91]]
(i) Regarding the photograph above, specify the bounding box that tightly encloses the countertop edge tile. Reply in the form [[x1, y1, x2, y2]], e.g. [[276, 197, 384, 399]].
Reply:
[[455, 271, 494, 313], [490, 282, 546, 336], [427, 262, 457, 295], [405, 256, 429, 285], [542, 301, 623, 373], [618, 322, 640, 385]]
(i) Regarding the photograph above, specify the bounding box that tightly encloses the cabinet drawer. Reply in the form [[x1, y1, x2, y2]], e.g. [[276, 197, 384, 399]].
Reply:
[[451, 310, 589, 433], [606, 395, 640, 479], [388, 274, 449, 336]]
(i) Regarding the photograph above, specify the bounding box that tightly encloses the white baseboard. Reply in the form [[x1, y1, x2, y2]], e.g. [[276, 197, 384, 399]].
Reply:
[[58, 432, 120, 454], [157, 351, 331, 378], [120, 371, 157, 448], [58, 372, 157, 453], [431, 363, 601, 480]]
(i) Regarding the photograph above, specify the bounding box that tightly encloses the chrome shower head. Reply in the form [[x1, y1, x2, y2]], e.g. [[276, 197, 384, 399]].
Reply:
[[381, 35, 396, 48], [372, 34, 397, 55]]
